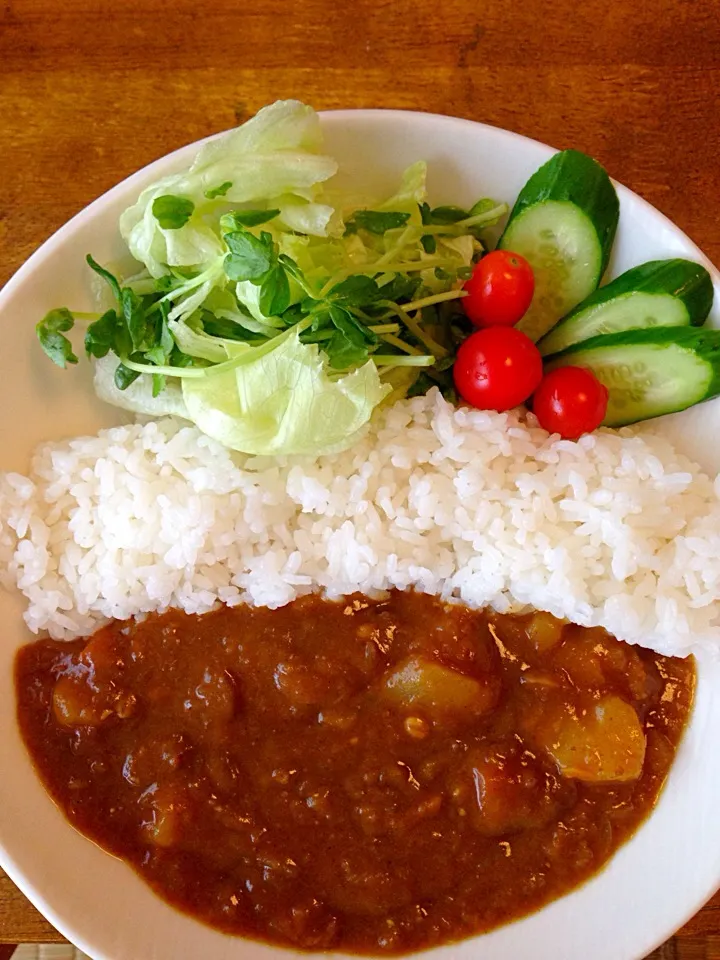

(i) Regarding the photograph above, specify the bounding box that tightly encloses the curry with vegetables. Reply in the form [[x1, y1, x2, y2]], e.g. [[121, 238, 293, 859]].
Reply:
[[15, 591, 694, 954]]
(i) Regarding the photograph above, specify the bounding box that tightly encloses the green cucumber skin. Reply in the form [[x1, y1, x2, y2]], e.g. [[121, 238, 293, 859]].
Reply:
[[546, 326, 720, 426], [538, 259, 714, 357], [499, 149, 620, 278]]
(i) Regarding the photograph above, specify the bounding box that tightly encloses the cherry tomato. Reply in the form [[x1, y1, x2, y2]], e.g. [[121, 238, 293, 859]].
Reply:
[[462, 250, 535, 327], [453, 326, 543, 412], [533, 366, 609, 439]]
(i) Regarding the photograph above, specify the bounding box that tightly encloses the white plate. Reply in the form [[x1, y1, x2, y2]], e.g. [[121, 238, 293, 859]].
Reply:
[[1, 110, 720, 960]]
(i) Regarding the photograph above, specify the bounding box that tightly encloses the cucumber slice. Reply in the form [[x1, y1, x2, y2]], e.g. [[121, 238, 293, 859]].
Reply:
[[538, 259, 713, 357], [498, 149, 619, 342], [544, 326, 720, 426]]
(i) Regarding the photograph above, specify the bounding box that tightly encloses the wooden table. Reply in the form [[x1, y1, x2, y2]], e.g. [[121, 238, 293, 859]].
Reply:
[[1, 0, 719, 955]]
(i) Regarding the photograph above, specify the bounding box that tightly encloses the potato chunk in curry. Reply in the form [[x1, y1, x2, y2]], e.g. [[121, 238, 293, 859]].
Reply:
[[537, 695, 646, 783], [381, 657, 498, 722]]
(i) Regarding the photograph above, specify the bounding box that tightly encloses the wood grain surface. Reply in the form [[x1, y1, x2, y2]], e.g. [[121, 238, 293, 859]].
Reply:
[[1, 0, 719, 955]]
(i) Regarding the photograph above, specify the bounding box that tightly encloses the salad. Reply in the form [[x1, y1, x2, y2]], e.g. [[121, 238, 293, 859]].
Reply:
[[37, 100, 717, 454], [37, 101, 506, 455]]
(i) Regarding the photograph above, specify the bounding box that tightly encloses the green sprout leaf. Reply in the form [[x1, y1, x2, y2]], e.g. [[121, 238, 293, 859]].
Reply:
[[259, 265, 291, 317], [121, 287, 150, 352], [221, 208, 281, 229], [345, 210, 411, 235], [325, 335, 369, 370], [280, 303, 309, 327], [329, 305, 376, 343], [151, 195, 195, 230], [170, 346, 195, 368], [328, 275, 381, 306], [378, 274, 421, 303], [429, 205, 469, 224], [418, 203, 436, 253], [36, 308, 78, 368], [469, 198, 498, 217], [224, 230, 274, 281], [154, 275, 177, 293], [114, 361, 141, 391], [204, 181, 233, 200], [84, 309, 120, 359], [142, 303, 175, 395], [324, 304, 376, 370], [203, 314, 262, 342], [86, 255, 122, 303], [144, 319, 173, 366]]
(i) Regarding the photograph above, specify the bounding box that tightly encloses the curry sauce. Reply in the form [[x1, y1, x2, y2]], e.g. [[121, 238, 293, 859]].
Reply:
[[15, 591, 694, 954]]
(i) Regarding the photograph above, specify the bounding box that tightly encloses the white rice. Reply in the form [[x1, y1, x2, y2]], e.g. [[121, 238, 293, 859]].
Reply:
[[1, 388, 719, 658]]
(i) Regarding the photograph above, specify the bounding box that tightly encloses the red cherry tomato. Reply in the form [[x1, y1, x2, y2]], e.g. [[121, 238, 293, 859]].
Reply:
[[533, 366, 609, 439], [462, 250, 535, 327], [453, 326, 543, 412]]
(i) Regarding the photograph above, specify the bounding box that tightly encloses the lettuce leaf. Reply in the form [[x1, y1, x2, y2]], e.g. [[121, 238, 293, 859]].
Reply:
[[275, 196, 343, 238], [377, 160, 427, 218], [93, 355, 189, 417], [181, 330, 390, 455], [119, 100, 338, 278], [93, 331, 389, 457]]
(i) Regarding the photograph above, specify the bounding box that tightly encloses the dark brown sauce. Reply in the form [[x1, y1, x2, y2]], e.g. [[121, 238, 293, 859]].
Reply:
[[15, 591, 694, 954]]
